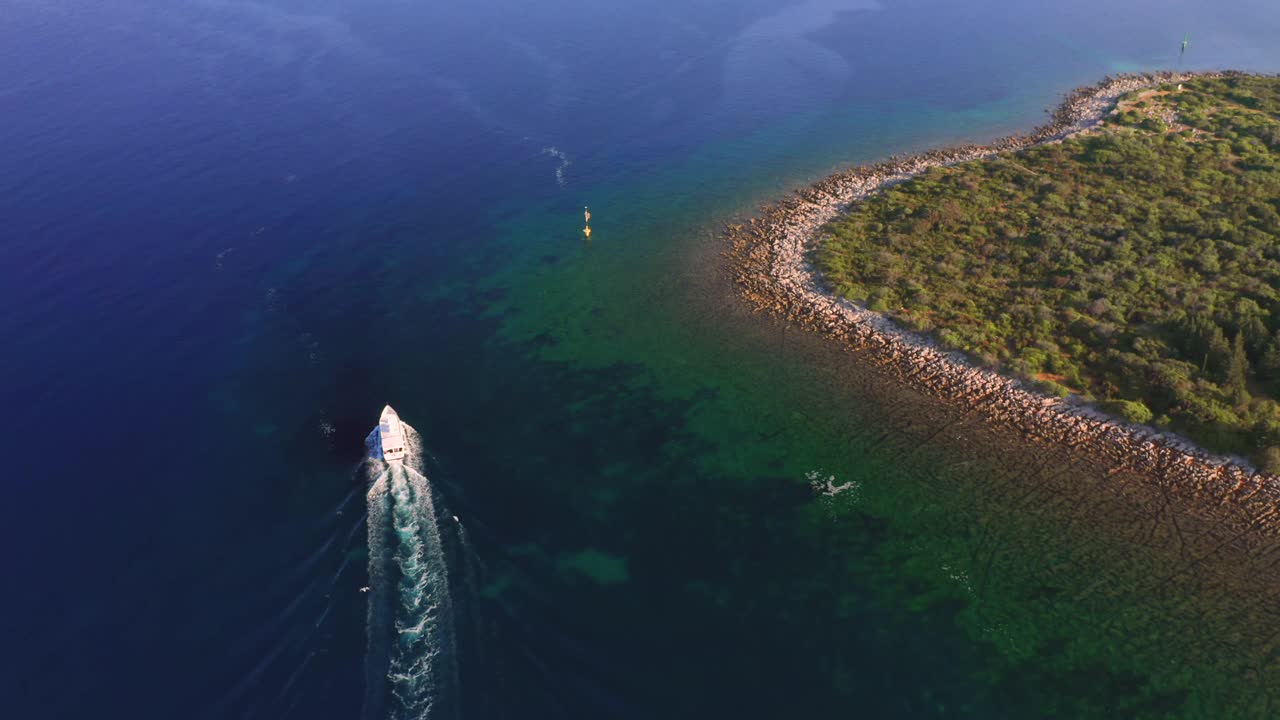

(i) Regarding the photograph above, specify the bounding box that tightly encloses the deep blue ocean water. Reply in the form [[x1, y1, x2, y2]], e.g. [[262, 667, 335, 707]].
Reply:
[[4, 1, 1280, 718]]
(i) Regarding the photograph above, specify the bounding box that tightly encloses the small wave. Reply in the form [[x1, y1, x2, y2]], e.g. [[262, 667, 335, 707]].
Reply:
[[542, 146, 570, 186]]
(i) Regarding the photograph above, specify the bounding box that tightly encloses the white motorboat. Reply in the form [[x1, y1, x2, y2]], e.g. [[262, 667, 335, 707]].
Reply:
[[378, 405, 407, 464]]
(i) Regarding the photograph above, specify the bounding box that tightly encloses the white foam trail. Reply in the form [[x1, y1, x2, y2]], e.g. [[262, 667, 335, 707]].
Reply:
[[541, 146, 570, 186], [363, 423, 459, 720]]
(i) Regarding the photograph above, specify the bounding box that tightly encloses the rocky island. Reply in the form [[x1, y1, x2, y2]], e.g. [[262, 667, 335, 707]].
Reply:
[[727, 72, 1280, 499]]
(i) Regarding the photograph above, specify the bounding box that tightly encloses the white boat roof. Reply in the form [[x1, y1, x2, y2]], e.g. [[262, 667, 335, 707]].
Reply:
[[379, 405, 406, 464]]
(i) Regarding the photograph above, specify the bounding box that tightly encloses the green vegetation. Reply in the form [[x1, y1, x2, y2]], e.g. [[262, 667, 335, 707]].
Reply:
[[817, 76, 1280, 468]]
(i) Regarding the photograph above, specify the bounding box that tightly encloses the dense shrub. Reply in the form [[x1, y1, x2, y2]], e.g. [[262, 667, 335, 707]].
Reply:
[[1261, 447, 1280, 474], [1104, 399, 1155, 425], [818, 76, 1280, 466]]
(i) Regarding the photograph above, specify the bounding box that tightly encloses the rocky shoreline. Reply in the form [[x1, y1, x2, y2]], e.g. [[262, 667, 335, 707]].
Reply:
[[725, 71, 1280, 504]]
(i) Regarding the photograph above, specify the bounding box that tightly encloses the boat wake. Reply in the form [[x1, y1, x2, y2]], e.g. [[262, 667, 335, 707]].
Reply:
[[363, 422, 459, 720], [541, 146, 570, 186]]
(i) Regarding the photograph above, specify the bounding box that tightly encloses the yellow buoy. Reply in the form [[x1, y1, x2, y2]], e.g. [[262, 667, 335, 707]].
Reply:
[[583, 226, 592, 238]]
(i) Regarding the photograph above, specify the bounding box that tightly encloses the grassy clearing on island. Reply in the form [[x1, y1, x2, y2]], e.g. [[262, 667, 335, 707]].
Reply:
[[817, 75, 1280, 469]]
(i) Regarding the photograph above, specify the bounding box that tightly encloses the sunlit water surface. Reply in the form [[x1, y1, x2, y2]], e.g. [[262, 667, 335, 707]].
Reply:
[[5, 0, 1280, 717]]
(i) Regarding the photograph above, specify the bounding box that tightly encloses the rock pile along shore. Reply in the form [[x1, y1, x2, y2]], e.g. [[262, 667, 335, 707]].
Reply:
[[725, 71, 1280, 504]]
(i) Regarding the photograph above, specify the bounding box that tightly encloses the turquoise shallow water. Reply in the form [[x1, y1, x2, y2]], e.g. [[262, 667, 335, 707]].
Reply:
[[5, 0, 1280, 717]]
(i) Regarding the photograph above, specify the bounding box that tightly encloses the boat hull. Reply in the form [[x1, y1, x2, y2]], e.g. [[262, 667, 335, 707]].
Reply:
[[377, 405, 407, 464]]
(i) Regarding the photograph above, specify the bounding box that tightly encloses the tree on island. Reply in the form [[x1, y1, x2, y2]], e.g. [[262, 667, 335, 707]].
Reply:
[[818, 75, 1280, 468]]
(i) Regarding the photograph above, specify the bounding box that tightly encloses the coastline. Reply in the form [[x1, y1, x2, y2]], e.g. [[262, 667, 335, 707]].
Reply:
[[725, 70, 1280, 503]]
